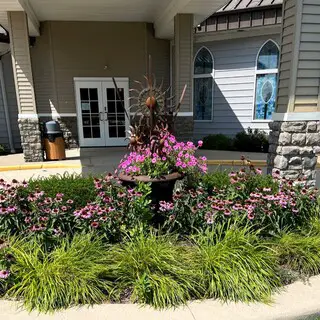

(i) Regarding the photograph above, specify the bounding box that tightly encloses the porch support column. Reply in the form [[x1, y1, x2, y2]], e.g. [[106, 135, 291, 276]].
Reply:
[[268, 0, 320, 186], [8, 11, 43, 162], [174, 14, 194, 141]]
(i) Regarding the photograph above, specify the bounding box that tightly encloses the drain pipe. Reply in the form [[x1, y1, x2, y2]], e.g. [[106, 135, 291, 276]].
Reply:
[[0, 56, 15, 153]]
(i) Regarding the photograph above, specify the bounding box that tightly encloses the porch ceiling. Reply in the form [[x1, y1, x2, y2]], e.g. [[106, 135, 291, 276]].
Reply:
[[0, 0, 227, 39]]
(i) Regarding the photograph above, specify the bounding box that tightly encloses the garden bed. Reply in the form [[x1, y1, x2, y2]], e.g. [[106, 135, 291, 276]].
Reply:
[[0, 164, 319, 313]]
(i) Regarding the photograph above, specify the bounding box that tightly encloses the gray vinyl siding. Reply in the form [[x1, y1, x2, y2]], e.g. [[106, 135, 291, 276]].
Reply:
[[8, 11, 36, 114], [194, 34, 280, 139], [294, 0, 320, 111], [0, 53, 20, 149], [277, 0, 295, 113]]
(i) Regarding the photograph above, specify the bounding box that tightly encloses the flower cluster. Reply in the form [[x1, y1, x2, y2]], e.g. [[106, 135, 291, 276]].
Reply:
[[160, 166, 319, 235], [0, 174, 152, 243], [73, 174, 152, 241], [118, 131, 207, 178]]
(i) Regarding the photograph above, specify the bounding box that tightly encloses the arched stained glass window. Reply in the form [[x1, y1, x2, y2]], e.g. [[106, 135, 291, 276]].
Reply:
[[193, 47, 214, 121], [254, 40, 279, 120], [194, 48, 213, 75]]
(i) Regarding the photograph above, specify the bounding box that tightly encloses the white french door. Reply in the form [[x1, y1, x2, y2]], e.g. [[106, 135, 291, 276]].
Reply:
[[74, 78, 129, 147]]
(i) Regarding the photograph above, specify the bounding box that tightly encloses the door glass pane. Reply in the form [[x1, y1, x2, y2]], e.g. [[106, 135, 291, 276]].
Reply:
[[80, 88, 89, 100], [91, 116, 100, 126], [83, 127, 91, 138], [194, 77, 213, 121], [82, 116, 90, 126], [118, 126, 126, 138], [106, 86, 127, 139], [107, 88, 115, 100], [108, 101, 116, 113], [80, 87, 101, 140], [90, 101, 99, 113], [109, 126, 117, 138], [92, 127, 101, 138], [89, 88, 98, 100]]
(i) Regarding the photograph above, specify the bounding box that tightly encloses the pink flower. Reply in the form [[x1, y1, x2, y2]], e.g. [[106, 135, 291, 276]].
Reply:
[[0, 270, 10, 279], [91, 221, 99, 228], [198, 140, 203, 147], [248, 213, 255, 220], [151, 158, 157, 164]]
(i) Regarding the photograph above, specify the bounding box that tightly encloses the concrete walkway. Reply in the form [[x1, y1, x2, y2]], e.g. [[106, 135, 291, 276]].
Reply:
[[0, 276, 320, 320]]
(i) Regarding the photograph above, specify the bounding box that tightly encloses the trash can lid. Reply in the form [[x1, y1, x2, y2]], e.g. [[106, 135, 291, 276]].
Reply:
[[45, 120, 61, 134]]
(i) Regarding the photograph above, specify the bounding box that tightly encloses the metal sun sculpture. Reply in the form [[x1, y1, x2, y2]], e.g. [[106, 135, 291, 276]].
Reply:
[[124, 55, 187, 153]]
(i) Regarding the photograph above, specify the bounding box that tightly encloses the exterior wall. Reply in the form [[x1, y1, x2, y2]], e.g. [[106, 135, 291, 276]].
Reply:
[[30, 21, 170, 147], [277, 0, 296, 113], [0, 53, 20, 150], [8, 12, 37, 114], [194, 34, 280, 139], [31, 21, 170, 114], [174, 14, 193, 113], [8, 11, 43, 161], [294, 0, 320, 112], [276, 0, 320, 114]]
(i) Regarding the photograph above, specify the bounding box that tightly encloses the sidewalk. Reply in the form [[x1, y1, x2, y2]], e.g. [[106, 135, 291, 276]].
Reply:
[[0, 275, 320, 320]]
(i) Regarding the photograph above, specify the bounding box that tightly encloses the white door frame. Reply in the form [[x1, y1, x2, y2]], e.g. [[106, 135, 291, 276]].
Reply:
[[74, 77, 130, 147]]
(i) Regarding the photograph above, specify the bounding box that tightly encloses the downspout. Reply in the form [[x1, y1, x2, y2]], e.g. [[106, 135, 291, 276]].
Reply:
[[0, 57, 15, 153]]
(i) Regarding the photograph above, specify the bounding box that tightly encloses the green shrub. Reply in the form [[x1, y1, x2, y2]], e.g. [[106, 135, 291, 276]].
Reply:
[[202, 134, 233, 151], [0, 144, 6, 156], [273, 233, 320, 276], [7, 234, 110, 312], [233, 128, 269, 153], [23, 173, 96, 208], [104, 232, 201, 308], [201, 129, 269, 153], [201, 170, 230, 191], [190, 224, 280, 303]]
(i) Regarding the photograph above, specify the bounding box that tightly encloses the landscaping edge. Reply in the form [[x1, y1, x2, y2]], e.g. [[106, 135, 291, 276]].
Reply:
[[1, 275, 320, 320], [0, 160, 319, 172]]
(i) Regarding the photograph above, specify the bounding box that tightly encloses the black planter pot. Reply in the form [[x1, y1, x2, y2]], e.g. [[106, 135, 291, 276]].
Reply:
[[118, 172, 182, 204]]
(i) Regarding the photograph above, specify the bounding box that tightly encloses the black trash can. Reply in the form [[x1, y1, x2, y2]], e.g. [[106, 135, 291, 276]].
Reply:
[[43, 121, 66, 160]]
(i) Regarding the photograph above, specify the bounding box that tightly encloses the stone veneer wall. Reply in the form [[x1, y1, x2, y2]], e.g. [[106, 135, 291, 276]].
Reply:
[[268, 121, 320, 186], [18, 118, 44, 162], [174, 117, 194, 142]]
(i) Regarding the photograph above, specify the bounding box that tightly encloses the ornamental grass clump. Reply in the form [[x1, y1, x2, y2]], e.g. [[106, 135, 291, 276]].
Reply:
[[7, 234, 110, 313], [273, 233, 320, 276], [104, 232, 201, 309], [190, 224, 280, 303]]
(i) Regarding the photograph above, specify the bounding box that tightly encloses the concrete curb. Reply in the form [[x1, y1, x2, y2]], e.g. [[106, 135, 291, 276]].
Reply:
[[0, 163, 82, 172], [1, 276, 320, 319], [0, 161, 318, 172]]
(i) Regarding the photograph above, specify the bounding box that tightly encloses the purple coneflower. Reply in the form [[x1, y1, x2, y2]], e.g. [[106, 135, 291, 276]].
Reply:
[[0, 270, 10, 279]]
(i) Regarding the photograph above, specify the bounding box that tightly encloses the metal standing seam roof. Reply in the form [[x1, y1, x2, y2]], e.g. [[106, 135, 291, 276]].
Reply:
[[217, 0, 283, 12]]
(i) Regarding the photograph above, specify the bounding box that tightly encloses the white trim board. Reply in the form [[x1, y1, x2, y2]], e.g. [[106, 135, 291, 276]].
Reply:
[[272, 112, 320, 121], [19, 113, 77, 119]]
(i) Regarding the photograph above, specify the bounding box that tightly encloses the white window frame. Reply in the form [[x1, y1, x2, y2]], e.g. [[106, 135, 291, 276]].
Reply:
[[193, 46, 214, 123], [252, 39, 280, 122]]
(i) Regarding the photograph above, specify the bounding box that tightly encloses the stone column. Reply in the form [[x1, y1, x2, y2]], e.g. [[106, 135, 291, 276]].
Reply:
[[174, 14, 194, 141], [8, 11, 43, 162], [268, 0, 320, 185]]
